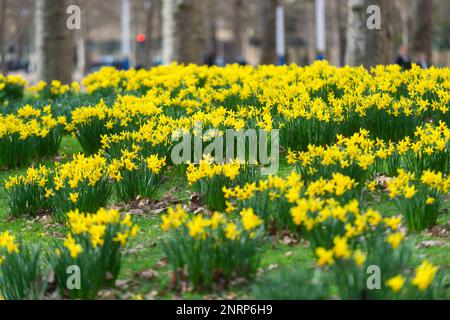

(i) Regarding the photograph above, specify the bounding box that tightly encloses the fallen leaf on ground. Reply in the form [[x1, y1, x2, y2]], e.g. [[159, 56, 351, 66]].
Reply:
[[128, 208, 145, 216], [267, 263, 278, 270], [124, 244, 145, 255], [136, 269, 159, 280], [375, 175, 393, 189], [280, 234, 298, 246], [430, 225, 450, 238], [115, 279, 132, 289], [144, 290, 158, 300], [417, 240, 446, 248], [154, 256, 169, 269]]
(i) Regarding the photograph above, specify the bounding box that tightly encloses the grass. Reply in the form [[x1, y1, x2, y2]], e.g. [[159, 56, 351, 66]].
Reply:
[[0, 136, 449, 299]]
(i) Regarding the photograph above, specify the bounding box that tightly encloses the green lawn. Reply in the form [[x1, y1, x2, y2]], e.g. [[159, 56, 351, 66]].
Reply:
[[0, 136, 448, 299]]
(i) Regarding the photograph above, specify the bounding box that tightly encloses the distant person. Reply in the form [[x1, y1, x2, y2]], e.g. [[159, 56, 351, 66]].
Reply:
[[236, 56, 247, 66], [416, 52, 430, 69], [315, 52, 325, 61], [395, 47, 412, 70], [204, 53, 216, 66], [215, 57, 225, 67]]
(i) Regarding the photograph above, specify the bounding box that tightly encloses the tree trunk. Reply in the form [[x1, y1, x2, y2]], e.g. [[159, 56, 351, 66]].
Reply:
[[345, 0, 366, 66], [16, 0, 28, 64], [413, 0, 433, 60], [142, 0, 155, 68], [260, 0, 278, 65], [345, 0, 395, 68], [366, 0, 394, 66], [306, 0, 316, 64], [203, 0, 217, 65], [338, 0, 348, 66], [74, 0, 89, 77], [162, 0, 204, 64], [36, 0, 74, 83], [130, 0, 138, 68], [0, 0, 6, 73], [395, 0, 414, 52], [233, 0, 244, 61], [327, 0, 341, 66]]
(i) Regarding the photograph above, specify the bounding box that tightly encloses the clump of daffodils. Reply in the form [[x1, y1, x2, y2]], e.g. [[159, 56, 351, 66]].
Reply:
[[4, 165, 51, 217], [4, 154, 112, 221], [0, 74, 26, 102], [108, 147, 166, 202], [187, 156, 259, 211], [287, 129, 382, 182], [0, 209, 139, 300], [383, 260, 440, 298], [50, 154, 112, 220], [53, 208, 138, 299], [0, 231, 18, 256], [223, 171, 358, 231], [386, 169, 449, 231], [68, 95, 163, 155], [0, 105, 66, 168], [62, 208, 139, 255], [186, 157, 242, 185], [288, 121, 449, 184], [162, 205, 262, 289], [0, 232, 48, 300], [289, 196, 441, 299]]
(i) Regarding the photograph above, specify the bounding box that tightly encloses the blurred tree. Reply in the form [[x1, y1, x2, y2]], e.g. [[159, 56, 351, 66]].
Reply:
[[132, 0, 158, 68], [366, 0, 395, 66], [306, 0, 315, 64], [338, 0, 348, 66], [327, 0, 341, 66], [345, 0, 395, 67], [260, 0, 278, 65], [413, 0, 433, 60], [142, 0, 156, 68], [130, 0, 138, 67], [433, 0, 450, 51], [162, 0, 204, 64], [36, 0, 74, 83], [0, 0, 6, 72], [345, 0, 366, 66], [395, 0, 414, 53], [233, 0, 245, 62], [0, 0, 33, 72], [14, 0, 32, 65], [74, 0, 89, 76], [203, 0, 217, 65]]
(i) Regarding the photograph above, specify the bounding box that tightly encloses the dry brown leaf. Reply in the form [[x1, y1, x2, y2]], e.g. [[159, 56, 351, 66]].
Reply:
[[124, 244, 145, 255], [128, 208, 145, 216], [97, 289, 116, 299], [225, 292, 237, 300], [154, 256, 169, 269], [281, 234, 298, 246], [136, 269, 159, 280], [144, 290, 158, 300], [267, 263, 278, 270], [417, 240, 446, 248], [375, 175, 393, 189], [115, 279, 132, 289], [430, 225, 450, 238]]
